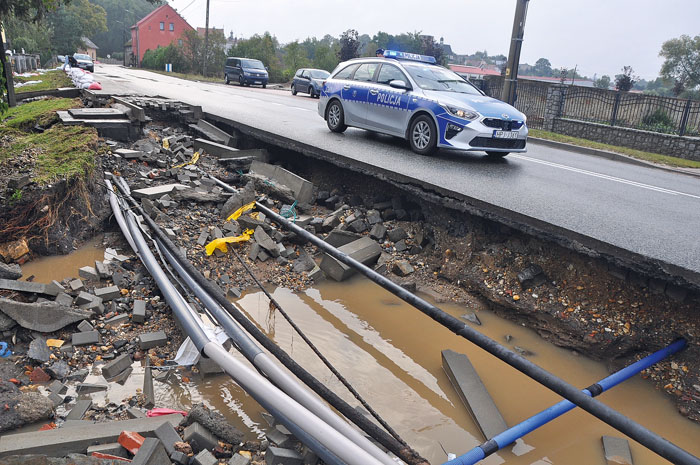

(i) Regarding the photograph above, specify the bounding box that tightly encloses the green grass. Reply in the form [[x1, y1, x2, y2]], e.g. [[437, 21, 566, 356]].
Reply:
[[5, 125, 98, 184], [0, 98, 78, 132], [14, 70, 73, 94], [529, 129, 700, 169]]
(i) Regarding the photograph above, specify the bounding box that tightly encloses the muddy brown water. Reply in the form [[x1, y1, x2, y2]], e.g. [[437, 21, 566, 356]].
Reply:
[[18, 247, 700, 464]]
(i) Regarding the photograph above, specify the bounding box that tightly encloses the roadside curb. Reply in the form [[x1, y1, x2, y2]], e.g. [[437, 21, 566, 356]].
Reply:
[[528, 137, 700, 179]]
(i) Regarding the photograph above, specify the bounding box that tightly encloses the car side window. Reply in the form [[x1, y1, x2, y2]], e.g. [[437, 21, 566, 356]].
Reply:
[[300, 70, 307, 78], [296, 69, 303, 77], [376, 64, 408, 86], [353, 63, 379, 82], [334, 64, 359, 80]]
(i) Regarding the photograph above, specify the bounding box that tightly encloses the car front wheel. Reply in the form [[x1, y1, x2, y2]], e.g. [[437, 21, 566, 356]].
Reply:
[[291, 84, 297, 95], [486, 151, 509, 158], [409, 115, 437, 155], [239, 76, 244, 86], [225, 74, 230, 84], [326, 100, 347, 133]]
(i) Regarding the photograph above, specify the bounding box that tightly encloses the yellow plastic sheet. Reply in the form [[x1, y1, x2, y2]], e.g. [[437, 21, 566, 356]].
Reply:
[[46, 339, 64, 348], [171, 151, 200, 169], [205, 229, 254, 255], [226, 201, 256, 222], [162, 137, 170, 149]]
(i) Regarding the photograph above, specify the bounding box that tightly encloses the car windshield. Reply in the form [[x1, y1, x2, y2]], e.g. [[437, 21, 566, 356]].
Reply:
[[74, 54, 92, 60], [241, 59, 265, 70], [402, 63, 481, 95], [309, 70, 330, 79]]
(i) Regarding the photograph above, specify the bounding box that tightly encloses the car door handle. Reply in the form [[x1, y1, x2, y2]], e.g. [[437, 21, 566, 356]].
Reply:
[[343, 85, 351, 90], [369, 89, 378, 95]]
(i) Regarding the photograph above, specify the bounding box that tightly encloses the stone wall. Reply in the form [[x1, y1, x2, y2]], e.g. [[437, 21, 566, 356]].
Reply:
[[552, 118, 700, 161]]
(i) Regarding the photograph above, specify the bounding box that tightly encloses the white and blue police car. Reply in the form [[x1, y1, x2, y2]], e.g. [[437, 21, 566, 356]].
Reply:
[[318, 50, 527, 156]]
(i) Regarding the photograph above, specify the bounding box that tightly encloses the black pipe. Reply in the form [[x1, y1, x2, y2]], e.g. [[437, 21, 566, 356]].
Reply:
[[254, 202, 700, 465], [111, 179, 425, 465]]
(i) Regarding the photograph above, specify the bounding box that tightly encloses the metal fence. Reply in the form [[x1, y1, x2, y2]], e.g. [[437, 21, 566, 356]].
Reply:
[[561, 87, 700, 136], [479, 77, 548, 129]]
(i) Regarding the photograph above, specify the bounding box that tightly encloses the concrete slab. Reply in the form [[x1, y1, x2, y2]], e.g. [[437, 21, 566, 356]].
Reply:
[[190, 120, 231, 145], [132, 184, 187, 200], [193, 139, 267, 160], [132, 437, 170, 465], [319, 237, 381, 281], [0, 278, 58, 296], [0, 297, 92, 332], [250, 160, 313, 204], [602, 436, 633, 465], [69, 108, 127, 120], [441, 349, 507, 440], [65, 399, 92, 420], [133, 299, 146, 323], [0, 414, 183, 458]]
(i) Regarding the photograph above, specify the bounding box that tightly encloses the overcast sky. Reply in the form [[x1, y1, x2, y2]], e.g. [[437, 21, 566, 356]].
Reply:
[[168, 0, 699, 80]]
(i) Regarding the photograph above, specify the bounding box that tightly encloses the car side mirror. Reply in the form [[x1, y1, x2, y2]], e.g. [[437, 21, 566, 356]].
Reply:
[[389, 80, 410, 90]]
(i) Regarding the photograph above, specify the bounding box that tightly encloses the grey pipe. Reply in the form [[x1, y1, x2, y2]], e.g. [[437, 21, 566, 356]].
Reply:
[[105, 179, 137, 253], [116, 190, 387, 465], [158, 242, 397, 465], [204, 342, 386, 465]]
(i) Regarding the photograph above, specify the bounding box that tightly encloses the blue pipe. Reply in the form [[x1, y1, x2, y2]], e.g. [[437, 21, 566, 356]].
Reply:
[[445, 338, 687, 465]]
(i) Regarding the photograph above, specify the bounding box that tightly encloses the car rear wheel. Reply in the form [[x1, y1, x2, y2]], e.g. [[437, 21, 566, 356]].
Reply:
[[309, 87, 315, 98], [225, 74, 230, 85], [409, 115, 437, 155], [326, 100, 347, 133], [486, 151, 509, 158], [291, 84, 297, 95], [239, 76, 244, 86], [262, 84, 266, 89]]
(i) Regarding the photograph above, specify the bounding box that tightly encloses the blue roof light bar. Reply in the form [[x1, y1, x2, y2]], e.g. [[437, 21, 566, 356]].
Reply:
[[383, 50, 436, 64]]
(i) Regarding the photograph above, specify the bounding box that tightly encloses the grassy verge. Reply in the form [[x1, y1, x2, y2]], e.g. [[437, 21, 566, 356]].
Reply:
[[1, 98, 97, 185], [529, 129, 700, 169], [14, 70, 73, 94], [1, 98, 78, 132]]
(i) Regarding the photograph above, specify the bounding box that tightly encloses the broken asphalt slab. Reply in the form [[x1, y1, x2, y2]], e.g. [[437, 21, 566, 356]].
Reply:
[[0, 298, 93, 332]]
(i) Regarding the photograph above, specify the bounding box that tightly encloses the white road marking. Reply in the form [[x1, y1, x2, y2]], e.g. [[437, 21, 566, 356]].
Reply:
[[512, 154, 700, 200]]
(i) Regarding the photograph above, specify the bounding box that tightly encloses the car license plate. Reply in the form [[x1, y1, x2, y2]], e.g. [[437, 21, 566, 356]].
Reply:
[[493, 130, 518, 139], [254, 81, 262, 84]]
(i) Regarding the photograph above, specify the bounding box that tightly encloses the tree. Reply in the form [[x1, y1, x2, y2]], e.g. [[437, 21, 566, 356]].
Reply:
[[659, 34, 700, 91], [228, 32, 283, 82], [91, 0, 160, 58], [337, 29, 360, 61], [48, 0, 108, 55], [615, 66, 637, 91], [283, 41, 309, 76], [533, 58, 552, 77], [594, 75, 611, 89]]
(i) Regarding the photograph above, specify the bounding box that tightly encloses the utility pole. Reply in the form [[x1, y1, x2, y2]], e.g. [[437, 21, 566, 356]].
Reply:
[[202, 0, 210, 76], [0, 18, 16, 107], [502, 0, 529, 105]]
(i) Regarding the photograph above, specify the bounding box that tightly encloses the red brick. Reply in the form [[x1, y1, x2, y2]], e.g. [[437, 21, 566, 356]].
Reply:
[[118, 430, 146, 455], [29, 367, 51, 383], [91, 452, 132, 462]]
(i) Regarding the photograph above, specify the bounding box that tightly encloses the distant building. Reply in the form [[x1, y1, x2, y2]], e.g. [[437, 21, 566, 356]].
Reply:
[[449, 64, 501, 80], [225, 31, 238, 53], [128, 4, 194, 67], [77, 37, 99, 60], [197, 27, 224, 38]]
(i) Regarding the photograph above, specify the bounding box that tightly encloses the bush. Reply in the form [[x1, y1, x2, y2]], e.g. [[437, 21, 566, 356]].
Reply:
[[639, 109, 676, 134], [141, 43, 187, 73]]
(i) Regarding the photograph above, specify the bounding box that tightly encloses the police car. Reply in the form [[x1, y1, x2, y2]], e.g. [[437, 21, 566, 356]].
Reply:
[[318, 50, 527, 156]]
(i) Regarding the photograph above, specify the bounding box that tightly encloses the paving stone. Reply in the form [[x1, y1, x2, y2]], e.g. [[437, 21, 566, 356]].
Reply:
[[65, 399, 92, 420], [49, 380, 67, 394], [132, 437, 170, 465], [86, 443, 129, 458], [139, 330, 167, 350], [193, 449, 218, 465], [0, 297, 92, 332], [94, 285, 121, 302], [171, 451, 189, 465], [69, 279, 85, 292], [369, 224, 387, 241], [28, 337, 51, 362], [79, 298, 104, 314], [386, 227, 407, 243], [250, 160, 313, 204], [75, 291, 96, 306], [48, 391, 64, 407], [76, 383, 108, 394], [319, 237, 381, 281], [47, 361, 70, 379], [254, 227, 280, 257], [115, 148, 145, 159], [50, 280, 66, 293], [266, 426, 294, 448], [392, 260, 415, 277], [197, 357, 224, 375], [228, 453, 251, 465], [95, 261, 110, 279], [133, 299, 146, 323], [55, 292, 74, 306], [78, 266, 99, 281], [602, 435, 634, 465], [102, 354, 132, 380], [127, 407, 147, 419], [72, 330, 100, 346], [183, 422, 218, 453], [154, 422, 181, 456], [143, 366, 155, 409], [105, 313, 129, 327], [265, 446, 303, 465], [132, 184, 187, 200], [78, 320, 94, 332]]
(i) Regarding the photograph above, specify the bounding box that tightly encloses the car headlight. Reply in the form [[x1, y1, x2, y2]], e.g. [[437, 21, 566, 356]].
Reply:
[[443, 105, 479, 121]]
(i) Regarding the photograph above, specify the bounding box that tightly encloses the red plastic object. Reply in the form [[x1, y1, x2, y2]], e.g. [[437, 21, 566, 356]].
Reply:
[[118, 431, 145, 455], [146, 408, 187, 417], [88, 82, 102, 90], [92, 452, 131, 462]]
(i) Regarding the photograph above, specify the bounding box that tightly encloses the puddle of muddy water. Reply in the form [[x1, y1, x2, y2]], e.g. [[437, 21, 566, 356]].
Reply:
[[18, 246, 700, 465], [20, 235, 106, 283]]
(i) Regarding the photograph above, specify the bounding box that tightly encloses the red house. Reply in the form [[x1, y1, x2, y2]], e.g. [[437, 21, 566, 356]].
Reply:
[[129, 4, 193, 67]]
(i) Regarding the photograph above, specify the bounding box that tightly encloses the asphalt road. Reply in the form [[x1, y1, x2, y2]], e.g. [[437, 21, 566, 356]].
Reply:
[[95, 64, 700, 283]]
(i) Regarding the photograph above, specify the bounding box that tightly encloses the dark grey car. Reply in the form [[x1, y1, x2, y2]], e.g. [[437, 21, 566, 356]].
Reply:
[[225, 57, 269, 88], [291, 68, 330, 98]]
